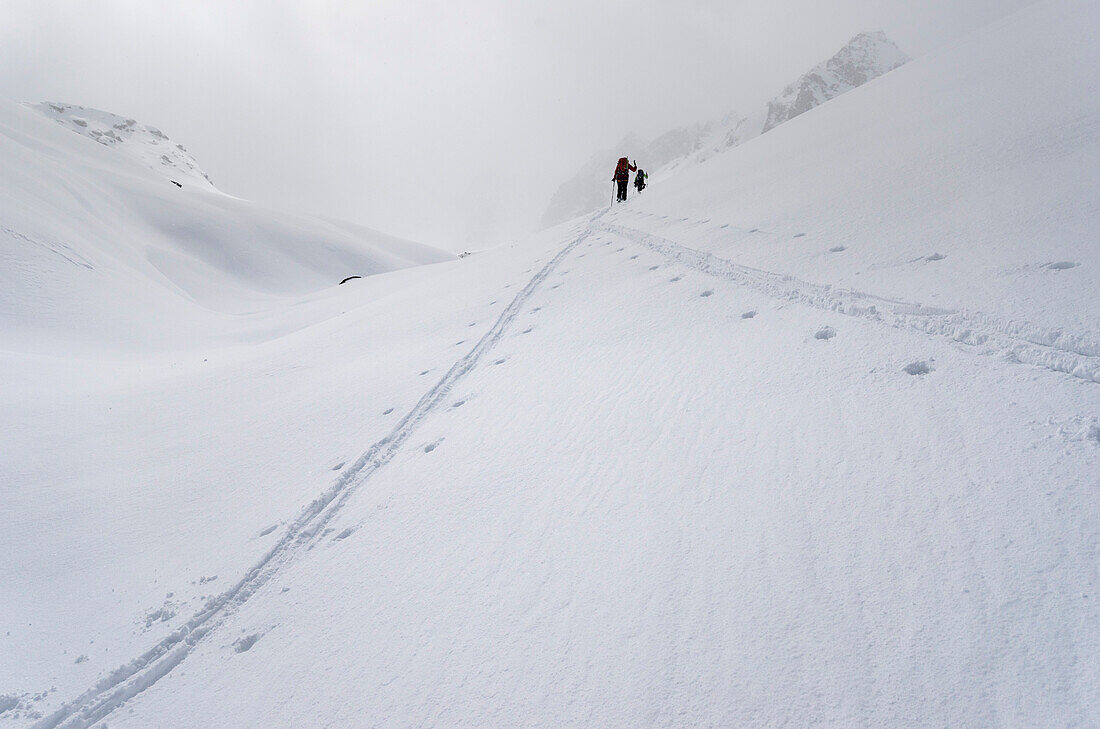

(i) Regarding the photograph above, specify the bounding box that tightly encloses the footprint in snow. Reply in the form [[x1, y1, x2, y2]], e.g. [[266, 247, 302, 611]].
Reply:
[[522, 327, 533, 334], [382, 407, 394, 415], [814, 326, 837, 340], [903, 360, 933, 376], [233, 633, 262, 653], [829, 246, 846, 253], [455, 340, 465, 346], [424, 439, 443, 453], [419, 370, 430, 376], [451, 399, 466, 408], [468, 322, 477, 327], [629, 255, 638, 260], [492, 357, 508, 365], [925, 253, 946, 261], [669, 275, 682, 282], [741, 311, 757, 319], [331, 462, 345, 471], [649, 265, 659, 271], [793, 233, 806, 239], [1046, 261, 1078, 270], [551, 284, 562, 289], [699, 290, 713, 297]]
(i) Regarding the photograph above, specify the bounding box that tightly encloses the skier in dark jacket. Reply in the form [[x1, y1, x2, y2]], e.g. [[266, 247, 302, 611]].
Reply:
[[634, 168, 648, 193], [613, 157, 637, 202]]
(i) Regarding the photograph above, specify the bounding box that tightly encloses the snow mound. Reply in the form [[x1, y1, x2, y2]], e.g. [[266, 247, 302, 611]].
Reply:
[[25, 101, 216, 190]]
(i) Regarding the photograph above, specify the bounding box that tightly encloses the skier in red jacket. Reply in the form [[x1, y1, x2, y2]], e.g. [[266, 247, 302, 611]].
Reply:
[[613, 157, 637, 202]]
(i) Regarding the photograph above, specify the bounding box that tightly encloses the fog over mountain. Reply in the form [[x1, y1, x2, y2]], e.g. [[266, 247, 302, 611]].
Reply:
[[0, 0, 1034, 250], [3, 1, 1097, 727], [26, 101, 217, 189], [542, 32, 909, 228]]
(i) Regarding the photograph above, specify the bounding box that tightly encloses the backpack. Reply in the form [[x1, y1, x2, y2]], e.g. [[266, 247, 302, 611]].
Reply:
[[614, 157, 631, 180]]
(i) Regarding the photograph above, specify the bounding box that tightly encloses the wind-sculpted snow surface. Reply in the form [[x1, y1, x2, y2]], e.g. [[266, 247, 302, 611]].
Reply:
[[599, 222, 1100, 383], [5, 1, 1099, 727], [37, 210, 1095, 729]]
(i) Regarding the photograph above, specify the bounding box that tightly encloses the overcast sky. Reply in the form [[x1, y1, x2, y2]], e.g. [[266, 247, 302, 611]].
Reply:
[[1, 0, 1032, 251]]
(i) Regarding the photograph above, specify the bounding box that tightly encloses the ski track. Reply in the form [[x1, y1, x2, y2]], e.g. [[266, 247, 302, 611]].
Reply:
[[29, 210, 1094, 728], [600, 221, 1100, 384], [31, 219, 599, 729]]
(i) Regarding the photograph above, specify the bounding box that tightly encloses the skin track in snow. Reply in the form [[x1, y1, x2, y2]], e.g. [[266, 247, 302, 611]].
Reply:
[[31, 218, 600, 729], [597, 222, 1100, 384]]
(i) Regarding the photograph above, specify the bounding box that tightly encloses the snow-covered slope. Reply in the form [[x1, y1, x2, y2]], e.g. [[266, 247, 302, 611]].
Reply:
[[615, 12, 1099, 344], [540, 132, 648, 230], [0, 98, 452, 353], [3, 1, 1098, 727], [541, 31, 910, 227], [761, 30, 908, 132], [25, 102, 217, 190]]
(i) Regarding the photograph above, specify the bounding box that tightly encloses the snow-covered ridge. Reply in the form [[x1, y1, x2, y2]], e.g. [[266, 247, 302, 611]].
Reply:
[[3, 0, 1098, 726], [762, 31, 908, 133], [541, 31, 909, 227], [25, 102, 216, 190]]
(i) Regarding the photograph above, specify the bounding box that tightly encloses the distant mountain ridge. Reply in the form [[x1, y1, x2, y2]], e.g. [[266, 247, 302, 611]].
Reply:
[[24, 101, 217, 189], [762, 31, 909, 133], [541, 31, 909, 228]]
